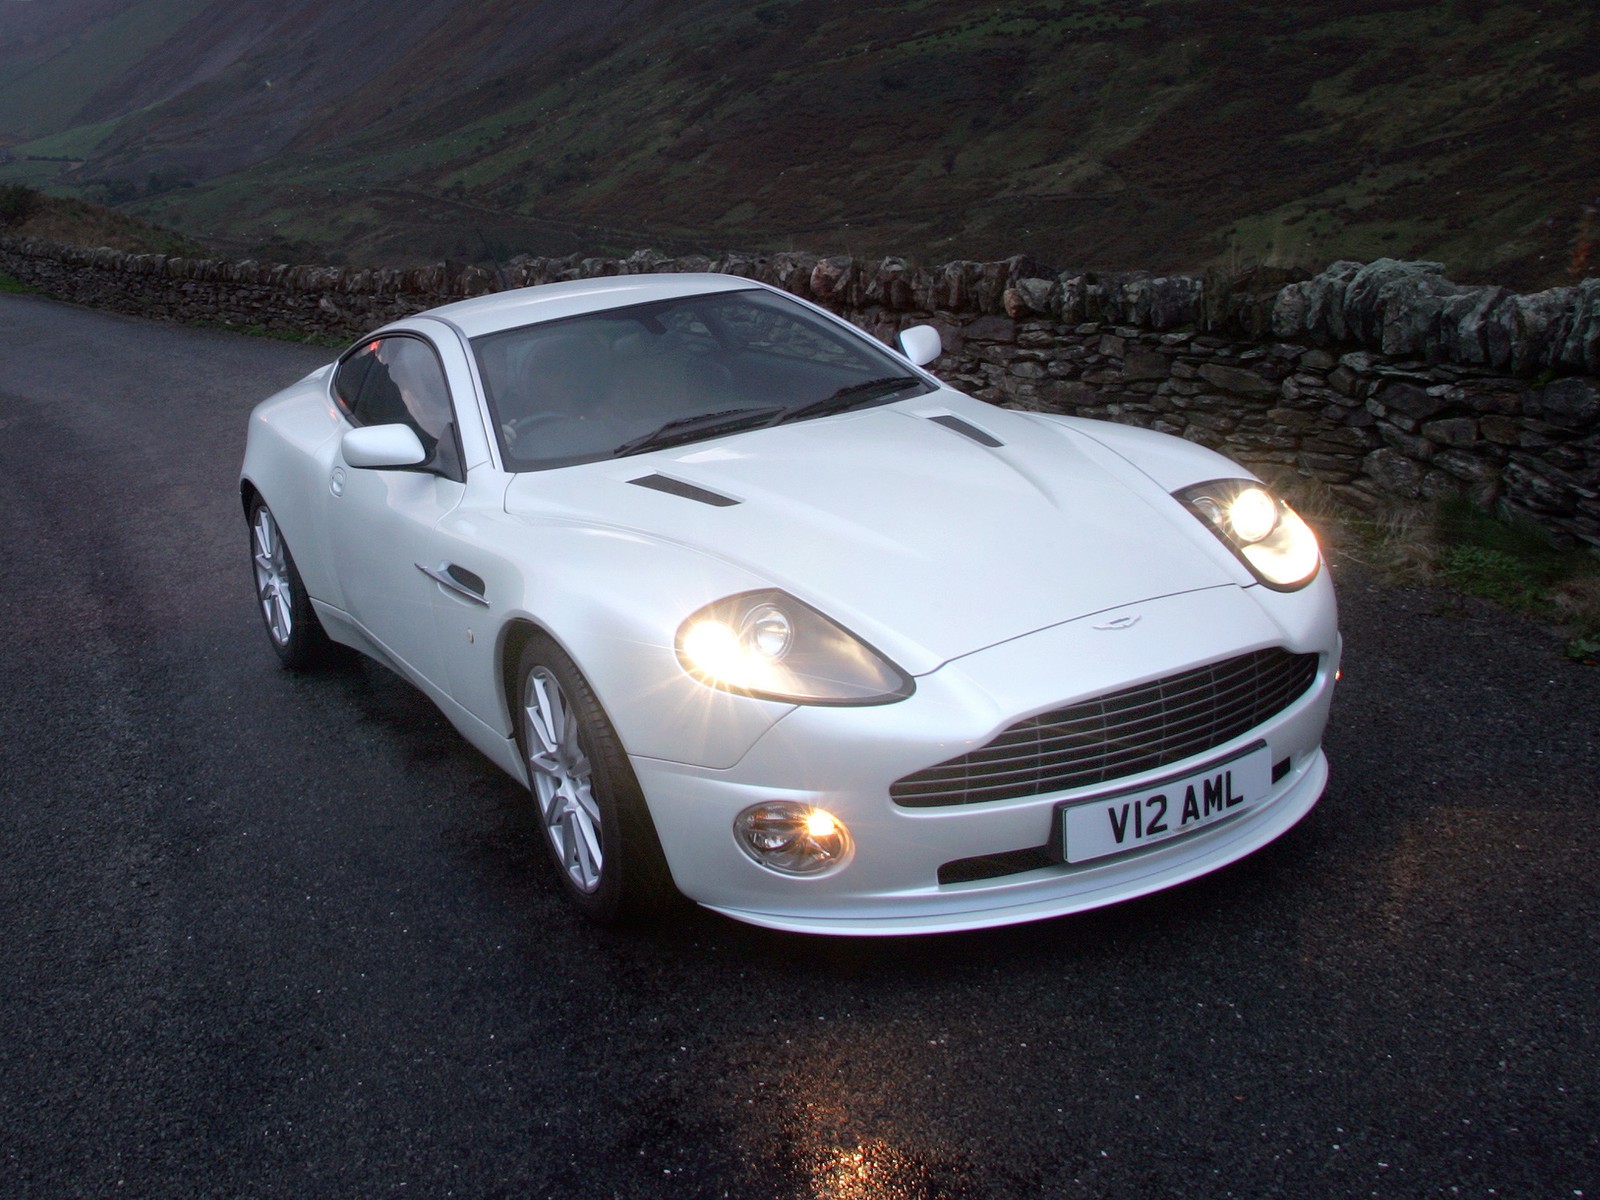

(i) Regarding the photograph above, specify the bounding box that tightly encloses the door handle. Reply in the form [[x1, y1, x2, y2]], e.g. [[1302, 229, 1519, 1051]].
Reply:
[[416, 562, 489, 606]]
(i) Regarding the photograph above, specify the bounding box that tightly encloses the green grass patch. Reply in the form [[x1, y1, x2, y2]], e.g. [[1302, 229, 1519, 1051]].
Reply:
[[0, 272, 38, 294], [1438, 543, 1549, 612], [1435, 497, 1574, 587], [1325, 490, 1600, 664], [1432, 499, 1600, 661], [12, 114, 128, 161], [0, 159, 70, 188]]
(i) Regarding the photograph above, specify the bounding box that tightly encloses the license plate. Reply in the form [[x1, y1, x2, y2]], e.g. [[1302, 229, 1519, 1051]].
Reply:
[[1059, 744, 1273, 864]]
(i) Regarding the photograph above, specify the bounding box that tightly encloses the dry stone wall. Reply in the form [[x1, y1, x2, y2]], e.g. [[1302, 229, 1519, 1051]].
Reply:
[[3, 235, 1597, 547]]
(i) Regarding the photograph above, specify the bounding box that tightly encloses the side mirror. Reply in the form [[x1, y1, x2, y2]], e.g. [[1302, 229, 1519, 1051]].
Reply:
[[899, 324, 942, 367], [342, 424, 428, 469]]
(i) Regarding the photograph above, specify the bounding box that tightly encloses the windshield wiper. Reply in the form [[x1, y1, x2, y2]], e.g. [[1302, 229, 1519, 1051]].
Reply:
[[612, 406, 786, 458], [610, 375, 925, 457], [776, 375, 927, 424]]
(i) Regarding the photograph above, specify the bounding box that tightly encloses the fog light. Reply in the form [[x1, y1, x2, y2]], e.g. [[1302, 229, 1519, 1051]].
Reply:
[[734, 802, 853, 875]]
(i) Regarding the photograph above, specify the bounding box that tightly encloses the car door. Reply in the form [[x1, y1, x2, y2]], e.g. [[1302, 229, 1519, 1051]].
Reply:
[[326, 333, 468, 692]]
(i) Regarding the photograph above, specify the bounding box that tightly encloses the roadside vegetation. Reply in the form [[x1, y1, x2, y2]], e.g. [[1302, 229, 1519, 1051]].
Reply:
[[0, 185, 207, 255], [0, 183, 44, 228], [1299, 486, 1600, 664]]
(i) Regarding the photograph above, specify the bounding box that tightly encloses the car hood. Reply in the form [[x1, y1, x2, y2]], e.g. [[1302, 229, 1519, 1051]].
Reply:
[[502, 401, 1237, 673]]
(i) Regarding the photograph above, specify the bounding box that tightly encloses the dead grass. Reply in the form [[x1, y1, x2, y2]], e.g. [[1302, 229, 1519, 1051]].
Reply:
[[1294, 485, 1600, 663], [12, 192, 208, 257], [1550, 577, 1600, 661]]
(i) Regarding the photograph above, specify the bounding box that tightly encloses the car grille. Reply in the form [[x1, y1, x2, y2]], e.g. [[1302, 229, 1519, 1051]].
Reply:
[[891, 648, 1320, 808]]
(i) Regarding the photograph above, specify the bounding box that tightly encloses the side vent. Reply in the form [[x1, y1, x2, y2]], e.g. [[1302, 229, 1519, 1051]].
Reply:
[[927, 414, 1003, 448], [628, 474, 740, 507]]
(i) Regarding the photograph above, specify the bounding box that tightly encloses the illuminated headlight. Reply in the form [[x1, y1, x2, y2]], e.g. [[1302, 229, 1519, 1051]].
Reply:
[[677, 589, 913, 705], [1176, 479, 1321, 590], [734, 802, 853, 874]]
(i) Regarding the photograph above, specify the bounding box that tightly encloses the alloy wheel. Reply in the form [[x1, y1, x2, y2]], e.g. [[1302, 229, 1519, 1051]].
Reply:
[[252, 506, 293, 647], [523, 666, 604, 893]]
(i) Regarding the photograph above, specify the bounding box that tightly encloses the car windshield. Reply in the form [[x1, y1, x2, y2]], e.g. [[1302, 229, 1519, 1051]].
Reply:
[[471, 288, 933, 471]]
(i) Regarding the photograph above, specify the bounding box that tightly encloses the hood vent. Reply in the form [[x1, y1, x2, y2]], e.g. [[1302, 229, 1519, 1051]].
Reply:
[[628, 474, 740, 507], [927, 414, 1003, 448]]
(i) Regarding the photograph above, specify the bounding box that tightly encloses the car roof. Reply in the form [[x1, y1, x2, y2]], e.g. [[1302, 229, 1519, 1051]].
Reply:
[[416, 273, 765, 339]]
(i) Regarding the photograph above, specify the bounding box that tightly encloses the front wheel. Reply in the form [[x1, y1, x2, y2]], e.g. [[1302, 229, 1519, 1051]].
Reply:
[[515, 634, 674, 923], [248, 497, 328, 669]]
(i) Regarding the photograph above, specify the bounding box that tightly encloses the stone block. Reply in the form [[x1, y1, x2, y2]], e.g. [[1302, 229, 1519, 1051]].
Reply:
[[1305, 426, 1381, 451], [1540, 378, 1600, 427], [1327, 365, 1363, 398], [1374, 381, 1449, 421], [1433, 448, 1504, 486], [1122, 349, 1169, 382], [1420, 469, 1463, 501], [1503, 459, 1578, 514], [1266, 406, 1322, 432], [1378, 423, 1435, 460], [1479, 415, 1521, 445], [1421, 417, 1478, 447], [966, 315, 1018, 342], [1297, 453, 1359, 480], [1368, 398, 1418, 433], [1363, 447, 1427, 497], [1196, 362, 1278, 398]]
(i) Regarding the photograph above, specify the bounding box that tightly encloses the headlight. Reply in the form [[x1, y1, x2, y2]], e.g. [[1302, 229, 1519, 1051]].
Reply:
[[1175, 479, 1321, 590], [677, 589, 913, 705]]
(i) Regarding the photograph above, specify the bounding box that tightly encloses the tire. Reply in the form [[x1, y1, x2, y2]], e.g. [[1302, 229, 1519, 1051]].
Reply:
[[248, 497, 328, 669], [514, 634, 674, 924]]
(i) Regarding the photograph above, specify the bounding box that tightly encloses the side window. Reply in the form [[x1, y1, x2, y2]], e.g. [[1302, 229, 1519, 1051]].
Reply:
[[332, 347, 373, 413], [333, 336, 463, 480]]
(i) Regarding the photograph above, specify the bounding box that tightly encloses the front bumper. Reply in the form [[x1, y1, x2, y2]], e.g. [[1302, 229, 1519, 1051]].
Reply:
[[631, 581, 1340, 935]]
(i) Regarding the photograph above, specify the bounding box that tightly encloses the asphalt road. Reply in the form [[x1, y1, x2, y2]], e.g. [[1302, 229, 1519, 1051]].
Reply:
[[2, 292, 1596, 1199]]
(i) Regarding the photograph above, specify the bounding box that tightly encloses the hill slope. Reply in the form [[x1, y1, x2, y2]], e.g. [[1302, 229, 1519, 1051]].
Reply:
[[1, 0, 1595, 288]]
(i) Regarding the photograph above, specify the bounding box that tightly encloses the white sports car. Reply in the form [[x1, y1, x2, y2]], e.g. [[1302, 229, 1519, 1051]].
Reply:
[[241, 274, 1339, 935]]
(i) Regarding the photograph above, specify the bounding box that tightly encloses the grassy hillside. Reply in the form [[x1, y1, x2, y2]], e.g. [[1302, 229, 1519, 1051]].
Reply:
[[2, 0, 1595, 287], [0, 186, 206, 256]]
